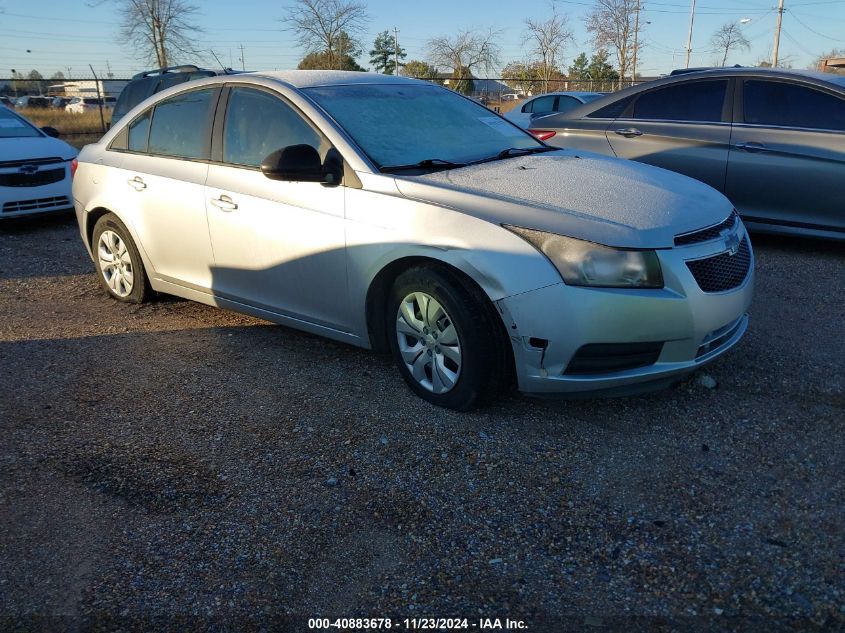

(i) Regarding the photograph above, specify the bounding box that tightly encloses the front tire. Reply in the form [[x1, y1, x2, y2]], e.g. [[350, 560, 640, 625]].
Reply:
[[387, 266, 507, 411], [92, 213, 151, 304]]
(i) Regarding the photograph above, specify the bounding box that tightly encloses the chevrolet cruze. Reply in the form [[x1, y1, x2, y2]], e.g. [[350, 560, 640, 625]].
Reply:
[[72, 71, 754, 410]]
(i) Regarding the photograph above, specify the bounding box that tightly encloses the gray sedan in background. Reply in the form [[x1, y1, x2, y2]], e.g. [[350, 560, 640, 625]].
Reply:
[[72, 72, 753, 410], [531, 68, 845, 240]]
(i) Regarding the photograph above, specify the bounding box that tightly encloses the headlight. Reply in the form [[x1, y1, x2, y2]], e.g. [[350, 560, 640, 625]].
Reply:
[[505, 225, 664, 288]]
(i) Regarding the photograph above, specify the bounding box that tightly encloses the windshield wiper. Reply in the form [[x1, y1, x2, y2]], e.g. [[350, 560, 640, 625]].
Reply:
[[471, 146, 557, 165], [380, 158, 468, 173]]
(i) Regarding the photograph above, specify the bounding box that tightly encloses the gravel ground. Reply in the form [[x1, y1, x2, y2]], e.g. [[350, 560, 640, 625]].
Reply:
[[0, 214, 843, 632]]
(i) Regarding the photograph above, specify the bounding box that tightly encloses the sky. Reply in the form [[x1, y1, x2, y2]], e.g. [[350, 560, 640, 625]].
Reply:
[[1, 0, 844, 80]]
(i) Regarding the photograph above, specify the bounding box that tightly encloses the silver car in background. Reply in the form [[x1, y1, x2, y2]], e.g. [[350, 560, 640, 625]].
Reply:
[[530, 68, 845, 240], [72, 72, 753, 410]]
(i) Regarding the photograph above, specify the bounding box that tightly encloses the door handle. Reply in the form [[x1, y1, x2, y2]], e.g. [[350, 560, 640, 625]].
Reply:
[[127, 176, 146, 191], [614, 127, 643, 138], [210, 195, 238, 211], [734, 141, 768, 153]]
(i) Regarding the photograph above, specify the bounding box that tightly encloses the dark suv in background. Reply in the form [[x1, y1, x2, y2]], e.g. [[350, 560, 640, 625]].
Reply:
[[111, 65, 238, 124]]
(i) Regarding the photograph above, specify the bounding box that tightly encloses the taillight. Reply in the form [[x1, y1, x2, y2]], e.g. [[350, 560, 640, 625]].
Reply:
[[70, 158, 78, 179], [528, 129, 556, 141]]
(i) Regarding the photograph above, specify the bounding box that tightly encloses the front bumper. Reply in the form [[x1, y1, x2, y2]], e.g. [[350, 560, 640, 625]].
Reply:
[[497, 229, 754, 396]]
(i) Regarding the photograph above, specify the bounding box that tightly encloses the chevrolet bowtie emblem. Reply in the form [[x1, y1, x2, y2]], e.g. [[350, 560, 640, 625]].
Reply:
[[18, 164, 38, 175], [722, 230, 740, 256]]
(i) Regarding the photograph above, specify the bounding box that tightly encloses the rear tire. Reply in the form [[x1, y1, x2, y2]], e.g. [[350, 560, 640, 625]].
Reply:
[[92, 213, 152, 304], [387, 266, 508, 411]]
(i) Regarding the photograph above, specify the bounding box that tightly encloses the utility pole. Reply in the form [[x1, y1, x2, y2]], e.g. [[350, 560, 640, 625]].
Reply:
[[631, 0, 640, 84], [393, 27, 400, 76], [772, 0, 785, 68], [685, 0, 696, 68], [238, 44, 246, 71]]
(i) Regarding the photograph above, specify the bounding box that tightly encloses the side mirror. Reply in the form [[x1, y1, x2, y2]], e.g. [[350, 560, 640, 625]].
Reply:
[[260, 144, 339, 184], [41, 126, 60, 138]]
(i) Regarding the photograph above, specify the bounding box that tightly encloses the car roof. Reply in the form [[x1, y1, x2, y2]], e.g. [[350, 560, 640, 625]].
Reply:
[[244, 70, 424, 89], [661, 66, 845, 84]]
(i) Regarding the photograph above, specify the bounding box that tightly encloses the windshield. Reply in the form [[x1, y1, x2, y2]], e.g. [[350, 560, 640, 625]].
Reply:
[[0, 107, 40, 138], [304, 83, 543, 168]]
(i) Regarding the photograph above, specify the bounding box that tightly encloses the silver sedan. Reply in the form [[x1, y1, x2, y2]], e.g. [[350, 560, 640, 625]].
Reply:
[[530, 67, 845, 240], [72, 71, 753, 410]]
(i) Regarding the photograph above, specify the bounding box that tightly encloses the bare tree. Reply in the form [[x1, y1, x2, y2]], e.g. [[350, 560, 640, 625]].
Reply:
[[427, 29, 502, 85], [284, 0, 369, 70], [111, 0, 201, 68], [585, 0, 641, 87], [711, 22, 750, 67], [524, 3, 574, 93]]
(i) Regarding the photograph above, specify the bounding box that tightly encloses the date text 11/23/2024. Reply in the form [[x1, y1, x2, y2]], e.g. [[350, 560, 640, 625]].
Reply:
[[308, 617, 528, 630]]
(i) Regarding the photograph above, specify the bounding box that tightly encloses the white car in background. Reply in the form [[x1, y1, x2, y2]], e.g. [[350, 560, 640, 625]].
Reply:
[[505, 91, 605, 129], [65, 96, 116, 114], [0, 105, 77, 218]]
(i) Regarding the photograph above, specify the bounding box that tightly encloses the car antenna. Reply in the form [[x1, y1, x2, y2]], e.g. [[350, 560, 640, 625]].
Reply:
[[208, 50, 229, 74]]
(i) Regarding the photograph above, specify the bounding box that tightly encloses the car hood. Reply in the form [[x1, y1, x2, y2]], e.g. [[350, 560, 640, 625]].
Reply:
[[392, 149, 734, 249], [0, 136, 77, 163]]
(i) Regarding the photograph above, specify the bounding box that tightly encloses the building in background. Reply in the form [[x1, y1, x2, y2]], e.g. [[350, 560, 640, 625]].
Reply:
[[46, 80, 128, 98]]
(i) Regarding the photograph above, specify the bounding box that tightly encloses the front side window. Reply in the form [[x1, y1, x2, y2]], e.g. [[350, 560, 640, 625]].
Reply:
[[147, 88, 215, 159], [223, 87, 321, 167], [304, 83, 541, 168], [743, 80, 845, 131], [633, 80, 728, 122], [128, 110, 151, 152]]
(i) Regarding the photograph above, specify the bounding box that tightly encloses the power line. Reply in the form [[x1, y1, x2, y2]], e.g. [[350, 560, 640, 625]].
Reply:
[[788, 10, 845, 42]]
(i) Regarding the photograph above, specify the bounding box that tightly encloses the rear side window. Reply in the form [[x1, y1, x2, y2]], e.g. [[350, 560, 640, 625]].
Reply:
[[223, 87, 321, 167], [555, 95, 582, 113], [148, 88, 216, 159], [743, 80, 845, 131], [588, 95, 633, 119], [633, 80, 728, 122], [528, 95, 556, 114], [128, 111, 151, 152]]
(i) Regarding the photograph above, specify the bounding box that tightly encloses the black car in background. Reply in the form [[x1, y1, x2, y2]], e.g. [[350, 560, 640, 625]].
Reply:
[[111, 64, 239, 124]]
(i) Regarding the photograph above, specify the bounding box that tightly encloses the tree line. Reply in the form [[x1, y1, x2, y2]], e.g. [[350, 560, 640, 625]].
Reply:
[[28, 0, 845, 93]]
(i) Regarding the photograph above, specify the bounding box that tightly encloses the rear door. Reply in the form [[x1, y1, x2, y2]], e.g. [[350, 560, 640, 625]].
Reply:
[[115, 87, 219, 291], [605, 79, 733, 192], [725, 78, 845, 233]]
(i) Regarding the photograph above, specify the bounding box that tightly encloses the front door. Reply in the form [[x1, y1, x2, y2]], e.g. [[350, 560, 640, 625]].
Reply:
[[204, 86, 349, 331], [605, 79, 733, 192]]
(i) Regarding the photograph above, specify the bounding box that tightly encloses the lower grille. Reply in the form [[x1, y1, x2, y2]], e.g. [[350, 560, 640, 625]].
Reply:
[[0, 167, 65, 188], [686, 237, 751, 293], [564, 342, 664, 375], [697, 317, 744, 358], [2, 195, 71, 213]]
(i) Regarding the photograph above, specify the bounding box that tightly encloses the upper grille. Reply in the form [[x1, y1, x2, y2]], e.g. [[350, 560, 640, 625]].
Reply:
[[675, 211, 738, 246], [0, 157, 63, 169], [686, 236, 751, 293], [0, 167, 65, 188]]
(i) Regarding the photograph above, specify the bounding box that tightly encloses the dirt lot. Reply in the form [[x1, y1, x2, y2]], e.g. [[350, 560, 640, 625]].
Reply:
[[0, 214, 843, 631]]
